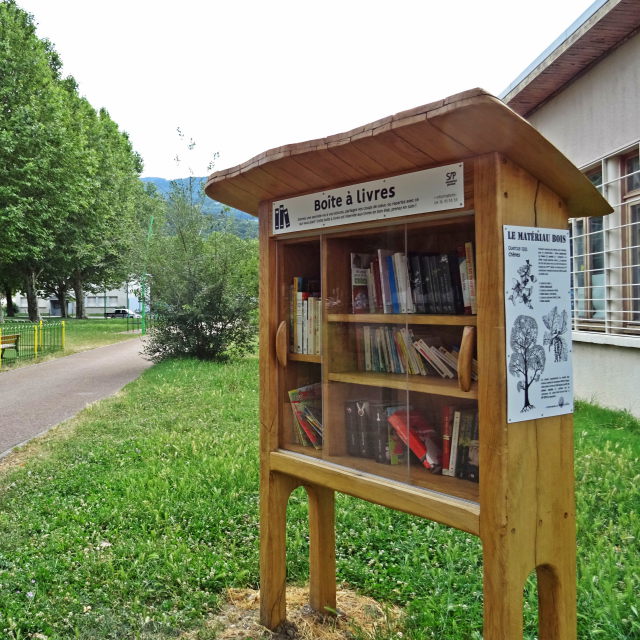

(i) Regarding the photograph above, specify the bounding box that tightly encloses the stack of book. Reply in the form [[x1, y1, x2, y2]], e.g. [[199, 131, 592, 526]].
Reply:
[[350, 243, 476, 315], [289, 383, 323, 449], [354, 326, 427, 375], [343, 402, 441, 472], [343, 400, 479, 483], [440, 405, 479, 482], [290, 276, 321, 355], [412, 338, 479, 381]]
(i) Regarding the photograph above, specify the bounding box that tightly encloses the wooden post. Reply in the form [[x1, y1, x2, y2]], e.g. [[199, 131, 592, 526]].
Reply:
[[476, 153, 576, 640], [306, 483, 336, 614]]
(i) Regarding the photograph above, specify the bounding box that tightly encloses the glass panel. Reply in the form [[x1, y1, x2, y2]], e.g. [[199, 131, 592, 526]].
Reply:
[[630, 205, 640, 324], [588, 217, 605, 320], [625, 155, 640, 193], [323, 218, 479, 500], [278, 238, 322, 455]]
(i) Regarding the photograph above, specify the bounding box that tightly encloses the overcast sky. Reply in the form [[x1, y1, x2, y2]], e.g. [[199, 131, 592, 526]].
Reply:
[[18, 0, 597, 179]]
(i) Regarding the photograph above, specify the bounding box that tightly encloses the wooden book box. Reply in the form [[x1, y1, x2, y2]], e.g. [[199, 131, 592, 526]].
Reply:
[[205, 88, 611, 639]]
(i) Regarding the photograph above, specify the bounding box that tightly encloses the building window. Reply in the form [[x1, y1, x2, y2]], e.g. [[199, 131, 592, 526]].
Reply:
[[570, 146, 640, 338]]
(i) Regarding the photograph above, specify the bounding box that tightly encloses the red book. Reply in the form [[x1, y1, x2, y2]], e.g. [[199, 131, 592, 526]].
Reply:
[[441, 405, 454, 473], [387, 410, 441, 471]]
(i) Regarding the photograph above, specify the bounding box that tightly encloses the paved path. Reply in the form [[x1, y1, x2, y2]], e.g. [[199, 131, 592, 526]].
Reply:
[[0, 338, 153, 458]]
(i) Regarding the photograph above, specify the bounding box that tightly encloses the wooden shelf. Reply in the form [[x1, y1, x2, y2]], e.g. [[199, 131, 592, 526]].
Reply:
[[328, 371, 477, 399], [328, 313, 477, 326], [325, 454, 479, 503], [289, 352, 321, 363], [270, 450, 480, 535]]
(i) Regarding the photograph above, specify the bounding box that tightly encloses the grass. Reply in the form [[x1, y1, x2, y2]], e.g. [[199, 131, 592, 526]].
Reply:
[[0, 357, 638, 639], [0, 318, 140, 370]]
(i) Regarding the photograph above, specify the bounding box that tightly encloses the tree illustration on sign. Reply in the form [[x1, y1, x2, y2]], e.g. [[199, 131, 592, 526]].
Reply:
[[542, 306, 569, 362], [508, 315, 546, 412]]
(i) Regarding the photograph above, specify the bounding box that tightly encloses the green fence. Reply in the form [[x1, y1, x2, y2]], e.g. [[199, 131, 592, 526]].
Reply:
[[0, 320, 65, 367]]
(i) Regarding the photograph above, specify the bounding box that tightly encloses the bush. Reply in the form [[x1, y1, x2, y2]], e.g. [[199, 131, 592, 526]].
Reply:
[[143, 177, 258, 362]]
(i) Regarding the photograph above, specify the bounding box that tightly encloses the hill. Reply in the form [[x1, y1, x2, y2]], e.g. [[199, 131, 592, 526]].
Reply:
[[141, 177, 257, 239]]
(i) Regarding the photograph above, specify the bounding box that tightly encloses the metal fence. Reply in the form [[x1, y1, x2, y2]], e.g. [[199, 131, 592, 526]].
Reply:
[[0, 321, 65, 367]]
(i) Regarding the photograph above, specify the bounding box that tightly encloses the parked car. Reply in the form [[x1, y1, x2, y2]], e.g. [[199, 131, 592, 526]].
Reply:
[[104, 308, 142, 319]]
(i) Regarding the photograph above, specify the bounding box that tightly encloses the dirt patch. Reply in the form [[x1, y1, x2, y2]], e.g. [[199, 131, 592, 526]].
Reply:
[[182, 586, 402, 639]]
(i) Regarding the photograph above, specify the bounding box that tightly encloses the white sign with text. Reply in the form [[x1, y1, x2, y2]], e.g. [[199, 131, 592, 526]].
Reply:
[[272, 163, 464, 234], [504, 225, 574, 423]]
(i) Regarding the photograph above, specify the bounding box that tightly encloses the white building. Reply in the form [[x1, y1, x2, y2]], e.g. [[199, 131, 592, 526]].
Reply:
[[502, 0, 640, 415], [17, 283, 144, 317]]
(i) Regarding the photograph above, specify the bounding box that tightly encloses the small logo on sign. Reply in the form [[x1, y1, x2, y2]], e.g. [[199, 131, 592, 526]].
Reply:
[[274, 204, 290, 231], [445, 171, 458, 187]]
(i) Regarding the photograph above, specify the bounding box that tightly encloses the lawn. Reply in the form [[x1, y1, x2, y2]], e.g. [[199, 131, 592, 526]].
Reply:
[[0, 356, 637, 639], [0, 318, 141, 369]]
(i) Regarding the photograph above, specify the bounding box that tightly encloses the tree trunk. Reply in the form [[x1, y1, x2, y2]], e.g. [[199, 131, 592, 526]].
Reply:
[[56, 282, 68, 318], [73, 271, 86, 319], [5, 286, 15, 317], [25, 268, 41, 322]]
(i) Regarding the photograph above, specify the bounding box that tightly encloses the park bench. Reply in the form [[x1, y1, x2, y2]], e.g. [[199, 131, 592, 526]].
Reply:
[[0, 333, 20, 360]]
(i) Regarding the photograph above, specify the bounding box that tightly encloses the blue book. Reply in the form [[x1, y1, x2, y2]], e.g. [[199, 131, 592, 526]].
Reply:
[[387, 255, 400, 313]]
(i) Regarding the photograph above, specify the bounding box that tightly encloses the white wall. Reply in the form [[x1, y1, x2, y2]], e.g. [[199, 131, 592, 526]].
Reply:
[[528, 33, 640, 167], [574, 341, 640, 417]]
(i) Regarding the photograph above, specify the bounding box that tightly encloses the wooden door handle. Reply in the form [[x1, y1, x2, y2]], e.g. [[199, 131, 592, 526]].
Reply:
[[457, 325, 476, 392], [275, 321, 288, 368]]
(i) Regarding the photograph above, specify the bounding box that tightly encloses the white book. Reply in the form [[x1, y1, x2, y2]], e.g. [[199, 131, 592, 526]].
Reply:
[[443, 410, 462, 476]]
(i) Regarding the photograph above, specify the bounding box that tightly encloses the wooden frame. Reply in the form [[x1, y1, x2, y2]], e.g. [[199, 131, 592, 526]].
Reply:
[[205, 89, 612, 640]]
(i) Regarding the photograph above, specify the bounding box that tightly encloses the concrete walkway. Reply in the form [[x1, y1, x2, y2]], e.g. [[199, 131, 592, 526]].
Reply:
[[0, 338, 153, 458]]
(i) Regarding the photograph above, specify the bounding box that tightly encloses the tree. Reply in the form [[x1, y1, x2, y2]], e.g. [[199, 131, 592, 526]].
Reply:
[[508, 315, 546, 412], [143, 175, 258, 362]]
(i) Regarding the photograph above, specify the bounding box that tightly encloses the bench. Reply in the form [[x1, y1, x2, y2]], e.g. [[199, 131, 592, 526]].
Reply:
[[0, 333, 20, 359]]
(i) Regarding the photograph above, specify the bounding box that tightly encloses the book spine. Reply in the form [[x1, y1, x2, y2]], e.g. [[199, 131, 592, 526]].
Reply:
[[356, 401, 373, 458], [370, 404, 390, 464], [440, 405, 453, 475], [457, 246, 472, 314], [444, 410, 462, 476], [409, 253, 426, 313], [465, 242, 477, 314], [387, 255, 400, 313], [378, 250, 393, 313], [345, 401, 360, 456], [387, 410, 433, 470]]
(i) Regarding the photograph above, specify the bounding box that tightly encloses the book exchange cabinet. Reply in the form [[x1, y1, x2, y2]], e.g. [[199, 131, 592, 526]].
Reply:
[[205, 89, 611, 639]]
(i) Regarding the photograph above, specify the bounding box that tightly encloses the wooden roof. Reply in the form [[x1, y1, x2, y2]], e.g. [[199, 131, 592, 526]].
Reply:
[[205, 88, 612, 219]]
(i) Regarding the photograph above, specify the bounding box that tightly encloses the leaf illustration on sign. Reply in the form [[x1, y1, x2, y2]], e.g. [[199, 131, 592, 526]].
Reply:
[[508, 259, 537, 309], [542, 306, 569, 362]]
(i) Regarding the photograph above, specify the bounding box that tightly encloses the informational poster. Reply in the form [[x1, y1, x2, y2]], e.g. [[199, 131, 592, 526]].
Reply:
[[272, 163, 464, 234], [504, 225, 573, 423]]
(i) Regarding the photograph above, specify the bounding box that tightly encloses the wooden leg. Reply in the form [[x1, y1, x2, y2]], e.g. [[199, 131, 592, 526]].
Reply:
[[306, 484, 336, 614], [483, 542, 526, 640], [537, 562, 576, 640], [259, 471, 300, 630]]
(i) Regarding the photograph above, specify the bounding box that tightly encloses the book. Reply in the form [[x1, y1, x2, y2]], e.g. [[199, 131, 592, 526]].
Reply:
[[408, 253, 426, 313], [465, 241, 477, 314], [443, 409, 462, 476], [355, 401, 374, 458], [387, 255, 400, 313], [377, 249, 394, 313], [440, 405, 454, 475], [387, 409, 441, 472], [351, 253, 372, 313], [288, 383, 323, 449], [344, 400, 360, 456]]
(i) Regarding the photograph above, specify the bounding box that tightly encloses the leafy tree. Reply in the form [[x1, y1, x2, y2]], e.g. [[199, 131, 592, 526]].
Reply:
[[144, 176, 258, 362], [508, 315, 546, 412], [0, 1, 74, 320]]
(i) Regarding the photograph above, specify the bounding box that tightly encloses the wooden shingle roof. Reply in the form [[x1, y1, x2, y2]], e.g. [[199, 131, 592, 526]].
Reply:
[[205, 88, 612, 219]]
